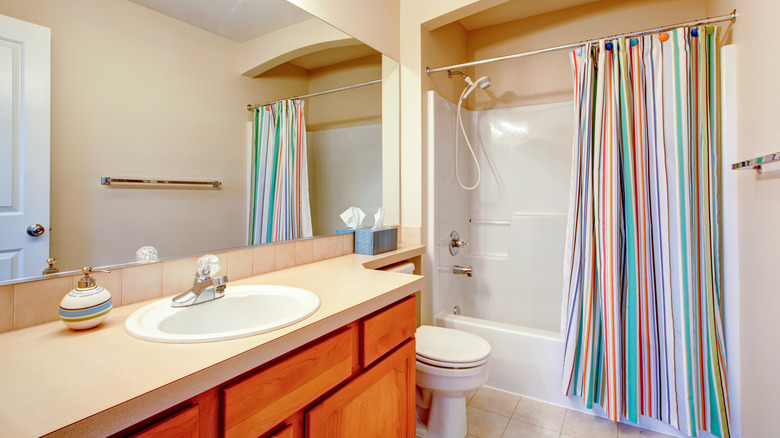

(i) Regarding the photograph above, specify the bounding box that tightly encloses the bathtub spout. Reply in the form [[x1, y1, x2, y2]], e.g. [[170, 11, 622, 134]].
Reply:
[[453, 265, 472, 277]]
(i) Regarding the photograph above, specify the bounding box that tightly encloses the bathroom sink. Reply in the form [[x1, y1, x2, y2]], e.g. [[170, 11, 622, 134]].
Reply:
[[124, 285, 320, 343]]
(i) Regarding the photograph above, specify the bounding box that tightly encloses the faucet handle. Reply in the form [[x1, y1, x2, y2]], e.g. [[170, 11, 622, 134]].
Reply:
[[196, 254, 221, 279]]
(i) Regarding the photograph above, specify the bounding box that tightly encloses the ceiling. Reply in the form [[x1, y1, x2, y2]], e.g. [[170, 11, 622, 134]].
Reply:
[[127, 0, 379, 75], [128, 0, 313, 43]]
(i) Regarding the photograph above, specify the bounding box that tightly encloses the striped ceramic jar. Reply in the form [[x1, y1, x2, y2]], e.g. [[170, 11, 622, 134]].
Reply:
[[59, 285, 113, 330]]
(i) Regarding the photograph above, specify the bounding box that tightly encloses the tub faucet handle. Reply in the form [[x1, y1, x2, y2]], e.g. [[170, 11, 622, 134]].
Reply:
[[448, 230, 468, 256]]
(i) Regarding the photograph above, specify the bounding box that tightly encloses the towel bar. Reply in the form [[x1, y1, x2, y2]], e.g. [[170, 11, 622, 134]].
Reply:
[[732, 152, 780, 173], [100, 177, 221, 187]]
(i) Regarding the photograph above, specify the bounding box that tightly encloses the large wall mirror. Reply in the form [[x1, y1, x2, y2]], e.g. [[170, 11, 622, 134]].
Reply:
[[0, 0, 400, 283]]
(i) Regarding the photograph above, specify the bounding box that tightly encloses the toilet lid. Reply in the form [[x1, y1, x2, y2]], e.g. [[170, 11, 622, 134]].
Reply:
[[415, 325, 491, 366]]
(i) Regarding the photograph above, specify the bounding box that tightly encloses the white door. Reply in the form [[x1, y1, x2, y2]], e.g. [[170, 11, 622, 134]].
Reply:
[[0, 14, 50, 281]]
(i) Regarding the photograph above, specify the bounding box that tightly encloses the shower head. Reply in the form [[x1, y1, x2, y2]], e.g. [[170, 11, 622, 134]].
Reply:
[[448, 70, 493, 102], [473, 76, 491, 89], [460, 76, 492, 102]]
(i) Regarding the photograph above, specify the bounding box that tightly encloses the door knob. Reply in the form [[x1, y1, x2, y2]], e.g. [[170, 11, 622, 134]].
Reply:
[[27, 224, 45, 237]]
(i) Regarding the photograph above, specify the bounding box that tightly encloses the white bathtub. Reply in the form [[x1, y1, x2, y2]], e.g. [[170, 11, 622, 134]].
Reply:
[[433, 311, 580, 408]]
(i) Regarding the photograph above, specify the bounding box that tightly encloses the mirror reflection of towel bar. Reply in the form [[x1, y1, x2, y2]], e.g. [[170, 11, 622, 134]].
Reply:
[[100, 177, 222, 187]]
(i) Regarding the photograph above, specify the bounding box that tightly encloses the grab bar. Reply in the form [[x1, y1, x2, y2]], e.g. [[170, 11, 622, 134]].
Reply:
[[732, 151, 780, 173], [100, 177, 222, 187]]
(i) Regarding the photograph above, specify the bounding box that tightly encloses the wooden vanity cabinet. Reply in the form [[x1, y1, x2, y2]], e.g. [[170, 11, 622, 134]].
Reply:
[[121, 294, 417, 438]]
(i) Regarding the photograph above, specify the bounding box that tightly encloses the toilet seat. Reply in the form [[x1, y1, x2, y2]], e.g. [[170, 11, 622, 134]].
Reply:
[[416, 353, 488, 369], [415, 325, 491, 369]]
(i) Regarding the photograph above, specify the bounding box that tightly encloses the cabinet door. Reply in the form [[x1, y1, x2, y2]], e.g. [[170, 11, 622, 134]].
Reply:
[[130, 405, 199, 438], [306, 339, 415, 438], [269, 424, 295, 438]]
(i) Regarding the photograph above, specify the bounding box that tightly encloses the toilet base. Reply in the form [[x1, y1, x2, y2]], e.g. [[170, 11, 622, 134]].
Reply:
[[415, 389, 467, 438]]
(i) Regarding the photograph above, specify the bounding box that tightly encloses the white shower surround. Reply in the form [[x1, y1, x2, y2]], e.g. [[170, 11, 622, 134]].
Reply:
[[428, 92, 572, 333], [427, 88, 578, 406]]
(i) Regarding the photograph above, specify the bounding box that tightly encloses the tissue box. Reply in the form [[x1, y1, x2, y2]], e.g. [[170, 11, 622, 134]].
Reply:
[[336, 227, 372, 235], [354, 228, 398, 255]]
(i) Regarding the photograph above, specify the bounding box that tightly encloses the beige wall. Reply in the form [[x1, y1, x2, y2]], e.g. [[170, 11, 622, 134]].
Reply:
[[287, 0, 400, 61], [306, 54, 382, 132], [240, 17, 356, 77], [0, 0, 306, 272], [422, 22, 469, 105]]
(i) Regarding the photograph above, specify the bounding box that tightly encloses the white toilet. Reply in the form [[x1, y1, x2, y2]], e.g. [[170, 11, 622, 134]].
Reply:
[[415, 325, 491, 438]]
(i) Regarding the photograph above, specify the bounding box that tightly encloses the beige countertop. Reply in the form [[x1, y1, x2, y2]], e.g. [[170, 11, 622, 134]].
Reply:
[[0, 245, 425, 437]]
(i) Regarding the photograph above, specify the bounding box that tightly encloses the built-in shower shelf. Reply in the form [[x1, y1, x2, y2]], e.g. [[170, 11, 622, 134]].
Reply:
[[470, 253, 510, 260]]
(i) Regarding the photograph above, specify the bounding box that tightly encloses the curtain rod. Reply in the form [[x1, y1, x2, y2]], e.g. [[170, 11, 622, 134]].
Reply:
[[426, 10, 737, 75], [246, 79, 382, 111]]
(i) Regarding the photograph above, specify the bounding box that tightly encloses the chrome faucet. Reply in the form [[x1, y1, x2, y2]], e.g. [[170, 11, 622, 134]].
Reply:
[[171, 255, 229, 307], [452, 265, 472, 277]]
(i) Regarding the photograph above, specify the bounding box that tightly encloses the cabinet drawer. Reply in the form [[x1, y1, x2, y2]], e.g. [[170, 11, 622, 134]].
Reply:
[[360, 295, 416, 366], [221, 328, 353, 438]]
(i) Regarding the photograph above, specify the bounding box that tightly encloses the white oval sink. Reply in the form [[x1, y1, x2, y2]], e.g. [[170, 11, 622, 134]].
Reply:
[[125, 285, 320, 343]]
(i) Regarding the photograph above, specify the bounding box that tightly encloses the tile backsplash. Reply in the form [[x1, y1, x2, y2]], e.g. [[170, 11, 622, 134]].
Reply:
[[1, 234, 355, 333]]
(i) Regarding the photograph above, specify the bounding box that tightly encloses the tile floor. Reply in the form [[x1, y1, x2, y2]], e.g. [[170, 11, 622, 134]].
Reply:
[[465, 386, 673, 438]]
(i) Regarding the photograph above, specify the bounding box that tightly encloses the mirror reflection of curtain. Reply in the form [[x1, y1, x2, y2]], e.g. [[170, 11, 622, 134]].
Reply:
[[561, 27, 730, 438], [249, 100, 313, 244]]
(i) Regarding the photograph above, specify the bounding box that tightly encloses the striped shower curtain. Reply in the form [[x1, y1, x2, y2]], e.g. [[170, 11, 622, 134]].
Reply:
[[561, 27, 730, 437], [249, 100, 312, 244]]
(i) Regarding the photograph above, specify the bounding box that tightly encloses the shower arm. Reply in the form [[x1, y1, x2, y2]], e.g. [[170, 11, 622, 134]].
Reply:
[[448, 70, 468, 81]]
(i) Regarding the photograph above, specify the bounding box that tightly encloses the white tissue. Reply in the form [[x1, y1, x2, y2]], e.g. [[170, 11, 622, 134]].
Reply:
[[340, 207, 366, 230], [372, 207, 385, 230]]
